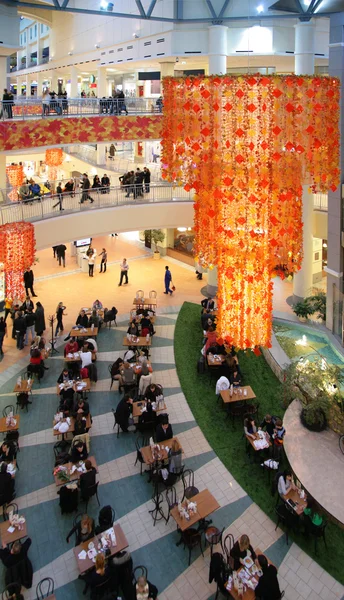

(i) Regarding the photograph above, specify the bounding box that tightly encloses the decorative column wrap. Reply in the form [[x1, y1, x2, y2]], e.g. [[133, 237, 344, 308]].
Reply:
[[0, 222, 36, 298]]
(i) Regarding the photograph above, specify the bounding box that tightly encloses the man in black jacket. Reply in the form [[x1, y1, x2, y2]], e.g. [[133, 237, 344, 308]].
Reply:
[[79, 459, 96, 499], [0, 462, 15, 503], [80, 173, 93, 204], [155, 420, 173, 443], [101, 174, 110, 194], [143, 167, 151, 193], [115, 394, 133, 432], [0, 537, 33, 589], [76, 310, 89, 328], [57, 244, 67, 267], [23, 269, 36, 297], [14, 311, 26, 350]]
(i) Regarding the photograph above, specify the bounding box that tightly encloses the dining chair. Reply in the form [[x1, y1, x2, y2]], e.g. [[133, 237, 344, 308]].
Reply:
[[181, 528, 204, 565], [222, 532, 235, 567], [182, 468, 199, 501], [309, 519, 328, 555], [274, 502, 297, 545], [2, 405, 15, 418], [205, 525, 225, 556], [134, 436, 145, 475], [82, 481, 100, 512], [36, 576, 55, 600], [165, 486, 178, 524], [2, 583, 22, 600], [136, 290, 144, 299], [133, 565, 148, 582], [149, 290, 157, 299], [3, 503, 18, 521]]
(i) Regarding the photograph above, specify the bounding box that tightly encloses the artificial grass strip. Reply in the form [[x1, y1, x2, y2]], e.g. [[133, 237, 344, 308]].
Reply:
[[174, 301, 344, 584]]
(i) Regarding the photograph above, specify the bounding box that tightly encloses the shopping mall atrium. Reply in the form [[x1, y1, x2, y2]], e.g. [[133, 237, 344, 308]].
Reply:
[[0, 0, 343, 598]]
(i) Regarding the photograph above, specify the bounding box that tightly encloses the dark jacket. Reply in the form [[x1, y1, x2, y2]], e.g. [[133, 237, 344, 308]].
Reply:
[[115, 398, 131, 431], [84, 565, 110, 589], [82, 177, 90, 190], [0, 538, 32, 568], [73, 418, 87, 436], [66, 521, 95, 546], [20, 300, 34, 313], [57, 244, 67, 258], [34, 306, 46, 333], [14, 316, 26, 333], [0, 538, 33, 590], [255, 564, 281, 600], [57, 369, 74, 384], [76, 314, 89, 328], [23, 270, 34, 287], [25, 312, 36, 328], [230, 541, 256, 571], [73, 400, 90, 417], [0, 470, 15, 503], [155, 423, 173, 443], [70, 442, 88, 463], [201, 298, 215, 310], [79, 467, 96, 496]]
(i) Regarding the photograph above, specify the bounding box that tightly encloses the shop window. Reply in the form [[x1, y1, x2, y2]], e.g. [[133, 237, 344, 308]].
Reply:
[[34, 24, 37, 37], [173, 228, 195, 256]]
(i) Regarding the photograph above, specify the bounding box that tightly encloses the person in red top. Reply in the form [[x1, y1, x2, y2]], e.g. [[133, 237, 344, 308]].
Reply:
[[64, 337, 79, 356], [29, 348, 48, 379]]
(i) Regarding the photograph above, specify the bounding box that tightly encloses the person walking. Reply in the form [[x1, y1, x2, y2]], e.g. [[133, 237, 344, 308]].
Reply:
[[57, 244, 67, 267], [24, 308, 36, 346], [55, 302, 66, 337], [118, 258, 129, 286], [164, 266, 173, 295], [143, 167, 151, 193], [34, 301, 46, 336], [14, 311, 26, 350], [4, 297, 13, 322], [53, 182, 64, 211], [80, 173, 93, 204], [99, 248, 107, 273], [88, 251, 95, 277], [23, 269, 37, 297]]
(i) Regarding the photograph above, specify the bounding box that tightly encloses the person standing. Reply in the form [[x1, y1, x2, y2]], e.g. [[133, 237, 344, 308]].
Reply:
[[0, 317, 7, 356], [101, 174, 110, 194], [24, 269, 37, 297], [164, 266, 173, 295], [14, 311, 26, 350], [34, 301, 46, 336], [88, 251, 95, 277], [80, 173, 93, 204], [143, 167, 151, 193], [3, 297, 12, 322], [2, 89, 13, 119], [57, 244, 67, 267], [118, 258, 129, 286], [24, 308, 36, 346], [53, 182, 64, 211], [99, 248, 107, 273], [55, 302, 66, 337]]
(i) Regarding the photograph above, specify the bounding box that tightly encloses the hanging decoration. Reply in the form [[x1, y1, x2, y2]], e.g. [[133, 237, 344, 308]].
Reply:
[[0, 222, 36, 298], [45, 148, 64, 181], [6, 164, 24, 202], [161, 74, 340, 349]]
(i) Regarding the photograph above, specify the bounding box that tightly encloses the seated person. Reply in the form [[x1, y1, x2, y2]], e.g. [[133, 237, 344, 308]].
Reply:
[[73, 397, 90, 416], [76, 310, 89, 328], [111, 358, 124, 381], [145, 383, 163, 403], [66, 514, 94, 546], [58, 367, 74, 384], [168, 438, 182, 473], [221, 354, 240, 380], [135, 575, 158, 600], [215, 376, 230, 396], [73, 413, 87, 436], [95, 505, 114, 535], [255, 554, 281, 600], [92, 299, 103, 310], [0, 442, 15, 463], [230, 534, 256, 571], [141, 311, 155, 336], [277, 469, 295, 497], [260, 414, 276, 438], [230, 369, 241, 387], [28, 348, 46, 378], [79, 345, 92, 370], [201, 309, 215, 330], [137, 400, 157, 428], [303, 497, 323, 530], [273, 418, 286, 448], [85, 337, 98, 353], [0, 538, 32, 570], [123, 347, 138, 363], [115, 393, 133, 433], [70, 440, 89, 463], [119, 362, 136, 389], [156, 418, 173, 443], [82, 553, 110, 594], [0, 462, 15, 503], [204, 326, 217, 353], [244, 415, 257, 440], [88, 310, 100, 330], [127, 322, 139, 337], [59, 393, 74, 415], [64, 337, 79, 356], [201, 297, 215, 310], [79, 458, 97, 498], [104, 306, 118, 324]]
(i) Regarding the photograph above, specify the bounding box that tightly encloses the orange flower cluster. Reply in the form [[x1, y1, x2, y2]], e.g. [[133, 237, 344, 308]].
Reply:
[[0, 222, 36, 298], [161, 75, 340, 349], [45, 148, 64, 167], [6, 164, 24, 202]]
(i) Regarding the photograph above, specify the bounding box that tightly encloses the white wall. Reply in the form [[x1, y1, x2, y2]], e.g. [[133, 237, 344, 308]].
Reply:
[[33, 201, 194, 249], [0, 6, 20, 49]]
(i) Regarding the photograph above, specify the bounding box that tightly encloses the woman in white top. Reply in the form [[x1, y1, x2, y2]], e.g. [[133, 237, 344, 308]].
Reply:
[[277, 469, 294, 497], [80, 346, 92, 369], [88, 251, 96, 278], [42, 89, 50, 115]]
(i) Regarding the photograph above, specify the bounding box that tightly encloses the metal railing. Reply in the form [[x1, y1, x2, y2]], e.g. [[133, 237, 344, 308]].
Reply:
[[0, 97, 163, 121], [0, 183, 193, 225], [313, 193, 328, 212]]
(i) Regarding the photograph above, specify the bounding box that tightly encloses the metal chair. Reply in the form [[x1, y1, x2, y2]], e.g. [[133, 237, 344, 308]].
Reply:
[[108, 364, 119, 390], [182, 468, 199, 501], [205, 525, 225, 556], [3, 503, 18, 521], [2, 406, 15, 418], [82, 481, 100, 512], [72, 513, 83, 545], [165, 486, 178, 524], [134, 436, 145, 475], [275, 502, 298, 545], [136, 290, 144, 299], [181, 528, 204, 565], [308, 519, 328, 555], [222, 532, 235, 567], [36, 577, 55, 599], [133, 565, 148, 583], [2, 583, 22, 600]]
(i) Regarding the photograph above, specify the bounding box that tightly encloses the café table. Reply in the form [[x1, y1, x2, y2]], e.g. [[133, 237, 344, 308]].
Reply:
[[282, 487, 307, 516], [54, 455, 97, 486], [226, 547, 272, 600], [0, 518, 27, 546], [70, 327, 98, 338], [56, 379, 91, 396], [220, 386, 256, 404], [73, 524, 128, 574], [140, 437, 182, 466], [0, 415, 20, 434], [170, 489, 220, 533], [13, 379, 32, 394], [245, 432, 271, 456], [133, 298, 157, 309], [123, 336, 151, 348], [64, 351, 97, 363], [132, 399, 166, 419], [133, 362, 153, 375], [80, 307, 104, 319], [207, 353, 226, 367], [53, 413, 92, 441]]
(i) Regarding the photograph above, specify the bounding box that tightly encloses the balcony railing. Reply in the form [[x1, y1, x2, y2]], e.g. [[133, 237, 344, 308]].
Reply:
[[0, 97, 162, 121], [313, 193, 328, 212], [0, 183, 193, 225]]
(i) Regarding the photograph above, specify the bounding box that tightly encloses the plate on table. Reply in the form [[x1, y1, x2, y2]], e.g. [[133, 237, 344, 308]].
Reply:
[[88, 542, 94, 549], [243, 556, 254, 569]]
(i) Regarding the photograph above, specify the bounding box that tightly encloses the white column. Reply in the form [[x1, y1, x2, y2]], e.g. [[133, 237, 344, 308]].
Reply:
[[0, 57, 7, 92], [51, 72, 58, 92], [0, 154, 6, 196], [16, 77, 21, 96], [208, 25, 228, 75], [24, 75, 30, 97], [159, 62, 174, 78], [143, 80, 151, 97], [207, 267, 218, 296], [70, 66, 78, 97], [25, 31, 29, 69], [293, 20, 315, 298], [36, 72, 43, 96], [96, 143, 106, 165], [37, 32, 42, 65], [97, 66, 107, 97]]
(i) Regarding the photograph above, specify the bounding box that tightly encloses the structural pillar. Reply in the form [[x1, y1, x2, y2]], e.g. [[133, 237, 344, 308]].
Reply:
[[96, 143, 106, 166], [293, 20, 315, 299], [0, 57, 7, 92], [24, 75, 30, 97], [50, 72, 58, 92], [326, 12, 344, 334], [159, 62, 175, 78], [16, 77, 21, 96], [208, 25, 228, 76], [36, 72, 43, 96], [97, 66, 107, 97], [207, 267, 218, 297], [70, 65, 78, 98]]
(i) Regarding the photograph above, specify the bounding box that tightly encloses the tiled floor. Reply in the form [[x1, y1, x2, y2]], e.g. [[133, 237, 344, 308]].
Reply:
[[0, 237, 340, 600]]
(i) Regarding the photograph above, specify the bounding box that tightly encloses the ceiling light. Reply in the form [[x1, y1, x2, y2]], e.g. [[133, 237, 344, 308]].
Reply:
[[177, 227, 187, 232], [68, 51, 73, 56], [95, 44, 100, 49], [100, 1, 113, 10], [133, 33, 140, 38], [181, 61, 186, 65], [257, 4, 264, 12]]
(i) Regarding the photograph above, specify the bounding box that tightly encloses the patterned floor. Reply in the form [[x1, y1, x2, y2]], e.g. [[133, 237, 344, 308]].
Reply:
[[0, 307, 343, 600]]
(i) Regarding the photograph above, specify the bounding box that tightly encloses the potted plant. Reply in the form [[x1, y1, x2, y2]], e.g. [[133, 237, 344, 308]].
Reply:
[[307, 289, 326, 321], [292, 299, 313, 321], [144, 229, 165, 259]]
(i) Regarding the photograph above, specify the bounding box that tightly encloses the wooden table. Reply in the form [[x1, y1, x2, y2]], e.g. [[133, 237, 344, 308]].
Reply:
[[0, 519, 27, 546], [53, 413, 92, 438], [73, 524, 128, 574], [13, 380, 32, 394], [54, 455, 97, 486], [70, 327, 98, 338], [140, 437, 182, 465], [207, 354, 226, 366], [283, 488, 307, 516], [64, 351, 96, 363], [227, 547, 271, 600], [56, 379, 91, 396], [0, 415, 20, 434], [133, 298, 157, 309], [133, 362, 152, 374], [170, 489, 220, 532], [81, 308, 104, 319], [246, 432, 271, 453], [220, 386, 256, 404], [132, 400, 166, 419], [123, 336, 151, 348]]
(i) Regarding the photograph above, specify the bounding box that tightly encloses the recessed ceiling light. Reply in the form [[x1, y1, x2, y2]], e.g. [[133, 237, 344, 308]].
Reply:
[[257, 4, 264, 12]]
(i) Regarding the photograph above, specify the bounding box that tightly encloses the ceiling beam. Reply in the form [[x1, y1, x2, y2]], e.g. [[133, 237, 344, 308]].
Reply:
[[61, 0, 69, 8], [310, 0, 324, 12], [205, 0, 218, 19], [146, 0, 157, 18], [218, 0, 231, 18], [51, 0, 60, 7], [134, 0, 146, 18]]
